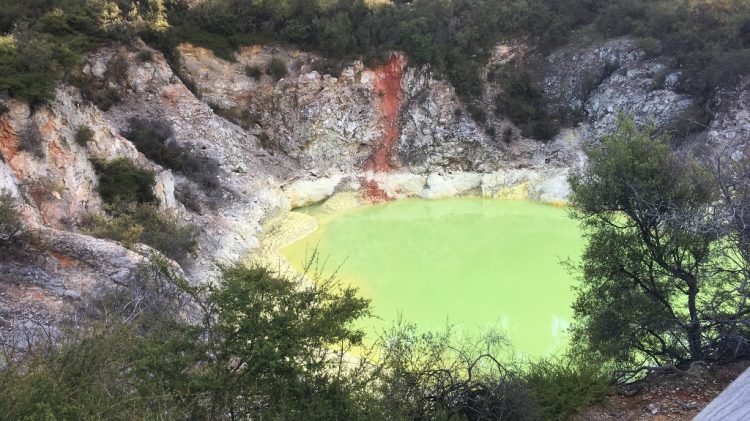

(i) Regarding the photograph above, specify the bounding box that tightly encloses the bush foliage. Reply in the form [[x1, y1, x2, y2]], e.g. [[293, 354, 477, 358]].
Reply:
[[92, 157, 157, 206], [124, 118, 220, 191], [74, 124, 94, 146], [16, 121, 45, 158], [494, 66, 559, 141], [569, 117, 750, 373], [83, 203, 198, 262], [3, 0, 747, 109], [0, 262, 609, 420], [0, 190, 24, 251]]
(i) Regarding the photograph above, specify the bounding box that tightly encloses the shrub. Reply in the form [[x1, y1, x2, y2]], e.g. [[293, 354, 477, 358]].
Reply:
[[124, 118, 177, 167], [17, 122, 45, 158], [75, 125, 94, 146], [268, 57, 288, 80], [75, 76, 121, 111], [92, 157, 156, 206], [83, 203, 199, 262], [313, 58, 344, 78], [503, 127, 514, 144], [93, 87, 121, 111], [651, 68, 669, 90], [639, 37, 660, 57], [525, 358, 610, 420], [137, 49, 153, 62], [467, 103, 487, 124], [0, 191, 24, 251], [662, 103, 712, 138], [494, 66, 559, 141], [0, 102, 9, 116], [175, 183, 203, 213], [0, 33, 79, 102], [245, 65, 263, 80], [376, 322, 542, 420], [124, 118, 220, 191]]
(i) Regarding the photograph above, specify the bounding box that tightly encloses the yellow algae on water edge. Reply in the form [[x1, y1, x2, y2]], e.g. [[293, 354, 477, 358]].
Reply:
[[249, 211, 318, 277]]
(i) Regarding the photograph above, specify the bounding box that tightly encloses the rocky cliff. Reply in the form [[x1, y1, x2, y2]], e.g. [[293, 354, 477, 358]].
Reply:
[[1, 36, 748, 342]]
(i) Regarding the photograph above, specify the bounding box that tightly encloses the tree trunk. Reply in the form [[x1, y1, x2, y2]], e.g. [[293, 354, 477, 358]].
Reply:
[[687, 283, 703, 361]]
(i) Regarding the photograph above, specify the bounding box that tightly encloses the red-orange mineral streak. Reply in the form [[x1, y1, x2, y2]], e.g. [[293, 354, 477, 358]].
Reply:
[[0, 116, 18, 165], [362, 54, 406, 201]]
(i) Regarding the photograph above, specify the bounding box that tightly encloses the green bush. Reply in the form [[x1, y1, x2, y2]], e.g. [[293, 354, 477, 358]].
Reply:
[[0, 257, 622, 420], [0, 102, 8, 116], [0, 33, 79, 102], [83, 203, 199, 262], [525, 358, 610, 420], [17, 122, 45, 158], [313, 58, 345, 78], [92, 157, 156, 206], [124, 118, 220, 191], [123, 118, 178, 168], [245, 64, 263, 80], [137, 49, 153, 62], [75, 125, 94, 146], [0, 190, 24, 251], [268, 57, 288, 80], [78, 81, 121, 111], [494, 66, 559, 141], [0, 262, 371, 420]]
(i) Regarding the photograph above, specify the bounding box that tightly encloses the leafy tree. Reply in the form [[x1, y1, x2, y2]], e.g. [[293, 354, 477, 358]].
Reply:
[[198, 264, 371, 419], [567, 117, 736, 370]]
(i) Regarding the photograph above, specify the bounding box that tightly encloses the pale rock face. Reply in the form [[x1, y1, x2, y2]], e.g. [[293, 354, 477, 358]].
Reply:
[[178, 44, 382, 173], [178, 44, 518, 175], [528, 173, 571, 203], [422, 172, 484, 199], [364, 172, 426, 198], [584, 60, 693, 139], [88, 45, 300, 282], [0, 159, 19, 197], [398, 67, 500, 173], [541, 38, 646, 116], [706, 78, 750, 149], [284, 174, 346, 208]]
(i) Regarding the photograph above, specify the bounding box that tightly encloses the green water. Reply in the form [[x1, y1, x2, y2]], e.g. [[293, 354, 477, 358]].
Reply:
[[281, 198, 584, 358]]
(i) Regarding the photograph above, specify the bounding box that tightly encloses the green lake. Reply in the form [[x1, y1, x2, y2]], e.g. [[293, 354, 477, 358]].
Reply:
[[281, 198, 583, 358]]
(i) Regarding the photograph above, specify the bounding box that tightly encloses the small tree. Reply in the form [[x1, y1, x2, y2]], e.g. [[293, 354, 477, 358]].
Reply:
[[568, 117, 721, 369], [199, 264, 371, 419]]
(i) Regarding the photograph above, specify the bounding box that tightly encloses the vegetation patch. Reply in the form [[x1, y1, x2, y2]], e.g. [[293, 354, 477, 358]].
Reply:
[[0, 261, 609, 420], [17, 121, 45, 158], [92, 157, 157, 206], [245, 64, 263, 80], [74, 125, 94, 146], [494, 65, 559, 141], [0, 190, 25, 252], [82, 203, 198, 263], [268, 57, 288, 80], [124, 118, 220, 191]]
